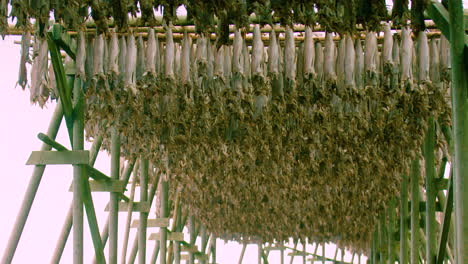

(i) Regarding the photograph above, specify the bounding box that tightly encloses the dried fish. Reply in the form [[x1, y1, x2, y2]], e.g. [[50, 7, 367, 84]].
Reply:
[[125, 34, 137, 92], [108, 32, 119, 76], [181, 32, 191, 84], [30, 38, 49, 107], [118, 36, 127, 82], [382, 23, 393, 69], [364, 31, 378, 84], [251, 24, 264, 76], [165, 27, 175, 78], [324, 33, 336, 82], [224, 45, 232, 79], [136, 34, 146, 80], [344, 35, 355, 87], [439, 35, 450, 81], [354, 39, 364, 89], [303, 27, 315, 78], [93, 34, 105, 77], [284, 26, 296, 81], [417, 31, 429, 82], [232, 29, 243, 74], [429, 39, 440, 84], [336, 36, 346, 87], [17, 31, 31, 89], [214, 45, 224, 78], [268, 30, 279, 75], [145, 28, 157, 76], [75, 31, 86, 80], [400, 27, 413, 82], [315, 42, 324, 81]]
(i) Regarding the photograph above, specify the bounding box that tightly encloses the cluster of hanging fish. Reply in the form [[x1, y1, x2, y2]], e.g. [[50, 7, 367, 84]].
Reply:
[[20, 23, 451, 251]]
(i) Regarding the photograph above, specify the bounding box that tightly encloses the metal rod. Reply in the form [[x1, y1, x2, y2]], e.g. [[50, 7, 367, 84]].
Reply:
[[447, 0, 468, 263], [139, 158, 149, 264], [400, 173, 409, 264], [109, 126, 121, 264], [410, 159, 420, 264], [160, 180, 169, 264], [0, 102, 63, 264], [238, 243, 247, 264], [425, 118, 437, 264], [121, 162, 139, 264]]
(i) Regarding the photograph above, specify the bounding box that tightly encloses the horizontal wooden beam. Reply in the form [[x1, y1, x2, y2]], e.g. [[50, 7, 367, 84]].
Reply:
[[148, 232, 184, 241], [69, 180, 125, 192], [131, 218, 170, 228], [104, 201, 150, 212], [26, 150, 89, 165]]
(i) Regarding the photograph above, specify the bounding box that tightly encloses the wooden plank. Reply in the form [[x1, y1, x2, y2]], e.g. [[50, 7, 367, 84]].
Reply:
[[131, 218, 170, 228], [148, 232, 184, 241], [26, 150, 89, 165], [104, 202, 150, 212], [181, 244, 199, 253], [69, 180, 125, 192], [288, 252, 308, 256]]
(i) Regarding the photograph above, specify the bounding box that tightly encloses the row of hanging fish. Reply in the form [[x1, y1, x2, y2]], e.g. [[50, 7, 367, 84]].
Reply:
[[21, 23, 451, 107]]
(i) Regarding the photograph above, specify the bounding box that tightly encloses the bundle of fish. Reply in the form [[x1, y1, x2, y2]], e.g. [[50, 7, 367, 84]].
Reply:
[[21, 24, 451, 251]]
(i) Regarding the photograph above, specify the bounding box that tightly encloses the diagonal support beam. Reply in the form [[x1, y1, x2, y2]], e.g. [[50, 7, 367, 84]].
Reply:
[[437, 173, 454, 264]]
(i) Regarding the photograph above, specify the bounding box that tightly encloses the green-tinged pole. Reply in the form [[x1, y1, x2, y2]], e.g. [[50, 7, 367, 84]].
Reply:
[[238, 243, 247, 264], [448, 0, 468, 263], [290, 240, 298, 264], [0, 102, 63, 264], [72, 76, 85, 264], [388, 199, 395, 264], [400, 174, 409, 264], [201, 225, 208, 264], [139, 158, 149, 264], [372, 231, 378, 264], [258, 243, 263, 264], [425, 119, 437, 264], [380, 212, 387, 264], [150, 241, 161, 264], [160, 180, 169, 264], [322, 243, 325, 264], [410, 159, 420, 264], [51, 134, 104, 264], [189, 216, 197, 264], [303, 241, 307, 264], [109, 127, 121, 264], [121, 163, 139, 264], [212, 237, 217, 264], [128, 177, 159, 264]]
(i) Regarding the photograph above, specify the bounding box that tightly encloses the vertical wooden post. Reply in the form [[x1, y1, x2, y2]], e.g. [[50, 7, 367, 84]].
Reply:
[[388, 199, 396, 264], [400, 174, 409, 264], [109, 126, 120, 264], [139, 158, 149, 263], [425, 118, 437, 264], [447, 0, 468, 263], [160, 180, 169, 264], [410, 159, 420, 264]]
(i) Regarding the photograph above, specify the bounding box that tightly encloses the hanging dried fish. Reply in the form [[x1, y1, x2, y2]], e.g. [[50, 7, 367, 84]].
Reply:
[[136, 34, 146, 81], [284, 26, 296, 81], [323, 33, 336, 82], [195, 35, 207, 73], [165, 27, 175, 78], [251, 24, 264, 77], [214, 45, 225, 78], [17, 31, 31, 89], [103, 37, 109, 74], [315, 42, 324, 82], [30, 38, 49, 107], [429, 39, 440, 84], [336, 36, 346, 88], [344, 35, 355, 87], [439, 35, 450, 81], [125, 34, 137, 93], [242, 41, 250, 79], [400, 27, 413, 83], [232, 29, 243, 74], [224, 46, 232, 80], [93, 34, 105, 78], [181, 32, 191, 84], [108, 32, 119, 76], [303, 27, 315, 79], [145, 28, 157, 76], [417, 31, 429, 83], [268, 30, 279, 75], [364, 31, 378, 84], [391, 36, 400, 89], [85, 38, 95, 83], [382, 23, 394, 72], [76, 30, 86, 80], [207, 41, 214, 78], [354, 39, 364, 89], [118, 36, 127, 82]]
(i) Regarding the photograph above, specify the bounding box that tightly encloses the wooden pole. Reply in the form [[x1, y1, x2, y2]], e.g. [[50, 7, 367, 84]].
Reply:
[[109, 126, 120, 264], [425, 118, 437, 264], [447, 0, 468, 263], [400, 174, 409, 264], [410, 159, 420, 264], [139, 158, 149, 263]]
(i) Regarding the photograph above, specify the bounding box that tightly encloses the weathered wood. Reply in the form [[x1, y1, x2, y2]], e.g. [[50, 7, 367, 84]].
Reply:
[[26, 150, 89, 165]]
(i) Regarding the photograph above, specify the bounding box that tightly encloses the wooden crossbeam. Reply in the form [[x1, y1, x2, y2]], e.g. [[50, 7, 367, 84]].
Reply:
[[104, 202, 150, 212], [131, 218, 170, 228], [69, 180, 125, 192], [436, 175, 454, 264], [148, 232, 184, 241], [26, 150, 89, 165]]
